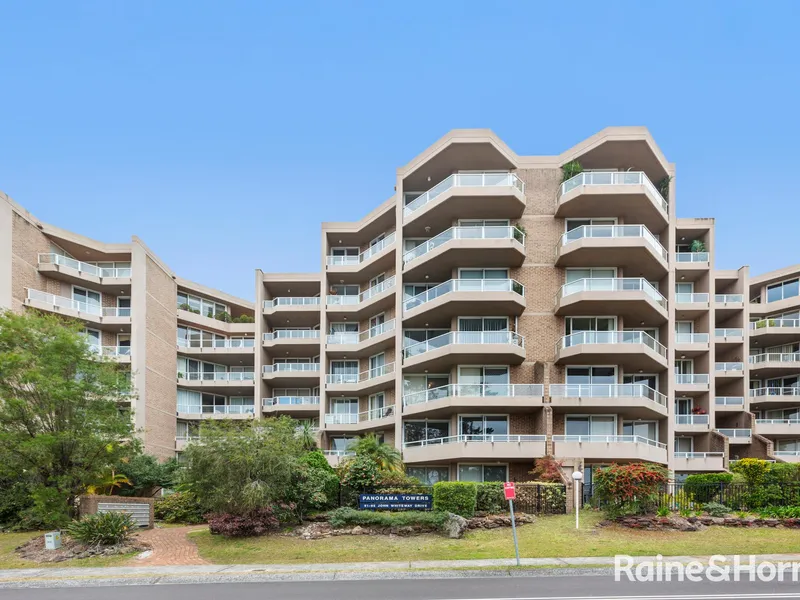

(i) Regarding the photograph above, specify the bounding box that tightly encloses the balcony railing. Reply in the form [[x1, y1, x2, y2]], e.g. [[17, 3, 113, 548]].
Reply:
[[774, 451, 800, 458], [756, 419, 800, 425], [404, 434, 545, 448], [674, 452, 724, 459], [715, 294, 744, 303], [559, 225, 668, 261], [404, 331, 524, 359], [327, 276, 396, 306], [326, 363, 395, 385], [263, 297, 320, 309], [750, 387, 800, 398], [179, 338, 256, 348], [552, 435, 666, 449], [676, 414, 710, 425], [327, 232, 396, 266], [715, 328, 744, 338], [403, 278, 524, 312], [675, 374, 710, 385], [715, 396, 745, 406], [675, 333, 710, 344], [263, 330, 320, 342], [549, 383, 666, 406], [38, 253, 131, 278], [27, 289, 131, 318], [180, 372, 255, 382], [179, 404, 255, 415], [323, 450, 356, 457], [675, 252, 709, 263], [749, 353, 800, 365], [558, 278, 666, 307], [263, 396, 320, 407], [327, 319, 396, 345], [403, 226, 524, 264], [403, 384, 544, 407], [262, 363, 320, 374], [403, 172, 524, 216], [89, 345, 131, 358], [559, 171, 668, 212], [557, 330, 666, 357], [750, 318, 800, 330], [716, 362, 744, 372], [324, 406, 396, 425], [675, 293, 709, 304], [716, 428, 752, 438]]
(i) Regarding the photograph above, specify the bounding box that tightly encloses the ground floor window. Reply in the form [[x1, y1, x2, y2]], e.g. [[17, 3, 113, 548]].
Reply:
[[458, 464, 507, 482], [406, 466, 449, 485]]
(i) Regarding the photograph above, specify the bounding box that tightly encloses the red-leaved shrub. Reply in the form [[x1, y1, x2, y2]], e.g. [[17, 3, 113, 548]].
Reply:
[[206, 504, 295, 537]]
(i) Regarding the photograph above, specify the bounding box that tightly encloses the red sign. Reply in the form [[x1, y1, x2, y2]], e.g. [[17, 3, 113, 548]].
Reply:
[[503, 481, 516, 500]]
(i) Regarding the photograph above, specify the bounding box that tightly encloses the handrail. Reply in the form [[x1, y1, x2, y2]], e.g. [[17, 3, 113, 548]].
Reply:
[[263, 330, 320, 341], [324, 405, 396, 425], [403, 226, 524, 263], [552, 434, 666, 449], [403, 172, 524, 216], [179, 404, 256, 415], [675, 252, 709, 263], [404, 434, 545, 448], [558, 224, 668, 261], [715, 362, 744, 372], [403, 384, 544, 406], [263, 297, 320, 309], [774, 451, 800, 457], [756, 419, 800, 425], [750, 387, 800, 397], [558, 278, 666, 307], [675, 414, 710, 425], [749, 353, 800, 364], [89, 345, 132, 358], [262, 363, 320, 373], [326, 362, 395, 385], [675, 293, 710, 304], [404, 278, 524, 311], [557, 330, 666, 357], [38, 253, 132, 278], [750, 318, 800, 330], [180, 338, 256, 348], [674, 452, 724, 458], [675, 333, 710, 344], [326, 276, 396, 306], [716, 428, 752, 438], [327, 232, 396, 266], [549, 383, 666, 406], [715, 328, 744, 337], [403, 331, 524, 358], [714, 294, 744, 303], [263, 396, 320, 406], [180, 371, 255, 382], [675, 374, 710, 385], [715, 396, 745, 405], [27, 289, 131, 318], [559, 171, 668, 212], [327, 319, 395, 345], [323, 450, 356, 457]]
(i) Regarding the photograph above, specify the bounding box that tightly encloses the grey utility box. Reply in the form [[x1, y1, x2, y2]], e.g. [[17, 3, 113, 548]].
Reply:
[[44, 531, 62, 550]]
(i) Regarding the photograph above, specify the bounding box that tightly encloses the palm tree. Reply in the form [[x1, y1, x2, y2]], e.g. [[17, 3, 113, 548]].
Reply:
[[297, 422, 318, 451], [353, 433, 403, 473], [87, 469, 131, 495]]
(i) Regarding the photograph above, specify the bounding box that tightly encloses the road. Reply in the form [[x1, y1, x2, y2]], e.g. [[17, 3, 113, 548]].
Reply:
[[1, 574, 800, 600]]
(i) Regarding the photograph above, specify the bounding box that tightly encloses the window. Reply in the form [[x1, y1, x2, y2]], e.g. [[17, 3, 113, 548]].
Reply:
[[674, 437, 693, 453], [767, 279, 800, 303], [329, 284, 359, 297], [566, 415, 616, 436], [565, 268, 617, 284], [623, 420, 658, 441], [406, 466, 449, 485], [404, 420, 450, 444], [458, 464, 507, 482], [369, 313, 385, 330], [675, 282, 694, 295], [404, 283, 436, 300], [369, 353, 385, 377], [458, 366, 509, 396], [458, 269, 509, 290], [403, 374, 450, 400], [72, 286, 101, 308], [675, 359, 694, 375], [329, 322, 358, 334], [458, 317, 508, 332], [403, 329, 448, 347], [369, 273, 386, 288], [330, 398, 358, 414], [566, 366, 616, 385], [117, 297, 131, 317], [675, 397, 693, 415], [330, 436, 357, 452], [459, 219, 510, 227], [117, 334, 131, 354], [777, 439, 800, 452], [564, 218, 616, 241], [330, 360, 359, 382], [460, 415, 508, 438], [83, 328, 101, 351], [177, 291, 228, 318], [330, 247, 359, 258], [566, 317, 615, 334]]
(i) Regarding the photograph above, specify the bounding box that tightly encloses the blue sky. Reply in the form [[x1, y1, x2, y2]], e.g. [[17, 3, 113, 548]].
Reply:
[[1, 1, 798, 300]]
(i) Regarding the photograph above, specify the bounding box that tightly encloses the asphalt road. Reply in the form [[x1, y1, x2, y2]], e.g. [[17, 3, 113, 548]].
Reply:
[[1, 574, 800, 600]]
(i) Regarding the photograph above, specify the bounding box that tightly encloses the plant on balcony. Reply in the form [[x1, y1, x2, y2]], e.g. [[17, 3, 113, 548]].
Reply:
[[178, 303, 192, 311], [512, 224, 527, 244], [593, 463, 669, 518], [214, 311, 232, 323], [177, 372, 185, 379], [690, 239, 707, 253], [561, 160, 583, 182], [690, 407, 707, 415], [232, 314, 255, 324], [656, 175, 673, 199]]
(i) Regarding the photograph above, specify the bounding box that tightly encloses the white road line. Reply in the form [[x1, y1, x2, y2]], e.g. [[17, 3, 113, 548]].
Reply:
[[435, 594, 800, 600]]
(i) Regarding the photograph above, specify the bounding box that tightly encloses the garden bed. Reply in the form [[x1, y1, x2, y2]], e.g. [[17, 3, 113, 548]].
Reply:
[[15, 534, 150, 564], [612, 515, 800, 531]]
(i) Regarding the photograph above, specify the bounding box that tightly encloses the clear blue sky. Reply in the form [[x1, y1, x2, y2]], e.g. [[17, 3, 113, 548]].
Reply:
[[1, 1, 798, 300]]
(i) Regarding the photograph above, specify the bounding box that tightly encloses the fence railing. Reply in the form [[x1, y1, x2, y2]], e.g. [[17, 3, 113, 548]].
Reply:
[[557, 330, 666, 357], [403, 172, 524, 216], [750, 387, 800, 397], [263, 396, 320, 407], [558, 277, 666, 307], [715, 362, 744, 372], [403, 226, 524, 263], [178, 404, 256, 415], [649, 483, 800, 511], [549, 383, 666, 406], [179, 371, 255, 382], [675, 293, 709, 304], [38, 253, 132, 278], [675, 332, 710, 344], [90, 345, 132, 358], [750, 318, 800, 330], [559, 224, 668, 261], [404, 331, 524, 359], [675, 252, 709, 263], [263, 330, 320, 342], [327, 276, 396, 306], [716, 428, 752, 438], [404, 434, 546, 448], [27, 289, 131, 318], [403, 384, 544, 406], [262, 363, 320, 374], [552, 434, 666, 449], [715, 328, 744, 338], [675, 414, 710, 425], [324, 406, 396, 425], [179, 338, 256, 348], [755, 419, 800, 425], [263, 297, 320, 309], [715, 396, 745, 406], [327, 232, 396, 266], [674, 452, 724, 459], [326, 363, 395, 385], [559, 170, 668, 211], [327, 319, 395, 345], [675, 374, 709, 385], [404, 278, 524, 311], [714, 294, 744, 304], [749, 352, 800, 364]]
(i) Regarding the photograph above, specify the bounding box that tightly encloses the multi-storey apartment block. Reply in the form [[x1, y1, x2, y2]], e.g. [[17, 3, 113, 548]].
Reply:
[[2, 127, 799, 485]]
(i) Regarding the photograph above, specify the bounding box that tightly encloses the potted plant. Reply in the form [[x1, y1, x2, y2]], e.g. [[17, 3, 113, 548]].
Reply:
[[561, 160, 583, 183], [690, 239, 706, 253], [656, 175, 672, 199]]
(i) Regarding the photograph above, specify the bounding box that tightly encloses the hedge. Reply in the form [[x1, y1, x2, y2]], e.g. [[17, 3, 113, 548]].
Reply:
[[476, 482, 504, 513], [684, 473, 733, 503], [515, 483, 567, 514], [433, 481, 477, 517], [327, 508, 449, 529]]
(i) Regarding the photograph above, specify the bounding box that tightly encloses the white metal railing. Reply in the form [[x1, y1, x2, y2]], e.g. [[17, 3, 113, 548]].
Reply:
[[327, 232, 396, 266], [675, 252, 709, 263], [559, 171, 668, 212], [715, 328, 744, 338], [675, 333, 710, 344], [179, 404, 256, 415], [263, 297, 320, 309], [716, 396, 745, 405], [715, 294, 744, 304], [675, 374, 710, 385], [675, 414, 710, 425], [715, 362, 744, 372], [716, 428, 752, 438], [263, 363, 320, 374], [89, 345, 132, 358], [327, 276, 396, 306], [179, 371, 255, 382], [552, 435, 667, 449], [327, 319, 396, 345], [749, 353, 800, 365], [404, 278, 524, 311], [559, 225, 668, 261], [404, 331, 524, 359], [326, 362, 395, 385], [674, 452, 724, 459], [176, 435, 201, 443], [750, 318, 800, 330], [756, 419, 800, 425], [675, 293, 709, 304], [404, 434, 545, 448], [323, 450, 356, 457], [403, 384, 544, 406], [558, 278, 666, 307], [263, 330, 320, 342], [403, 226, 525, 264], [324, 406, 396, 425], [27, 289, 131, 318], [403, 172, 524, 216], [179, 338, 256, 349], [750, 387, 800, 397], [549, 383, 666, 406], [557, 330, 666, 357], [38, 253, 132, 278], [774, 451, 800, 457], [263, 396, 320, 407]]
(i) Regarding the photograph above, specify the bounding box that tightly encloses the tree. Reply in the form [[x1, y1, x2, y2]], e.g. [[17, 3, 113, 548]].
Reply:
[[352, 433, 403, 473], [296, 422, 318, 451], [116, 454, 181, 496], [0, 310, 138, 526]]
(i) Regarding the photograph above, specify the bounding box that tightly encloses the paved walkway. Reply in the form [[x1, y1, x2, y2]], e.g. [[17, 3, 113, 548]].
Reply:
[[129, 526, 209, 566]]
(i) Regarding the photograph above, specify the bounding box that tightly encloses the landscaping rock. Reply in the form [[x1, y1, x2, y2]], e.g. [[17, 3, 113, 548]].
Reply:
[[16, 534, 149, 563], [444, 513, 468, 539], [467, 513, 535, 530], [615, 515, 800, 531]]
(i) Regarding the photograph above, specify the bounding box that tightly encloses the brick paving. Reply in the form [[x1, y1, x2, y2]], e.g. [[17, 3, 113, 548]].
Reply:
[[130, 525, 210, 566]]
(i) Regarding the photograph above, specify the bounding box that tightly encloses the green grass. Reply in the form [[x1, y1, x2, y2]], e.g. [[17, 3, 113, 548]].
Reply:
[[190, 511, 800, 565], [0, 532, 138, 570]]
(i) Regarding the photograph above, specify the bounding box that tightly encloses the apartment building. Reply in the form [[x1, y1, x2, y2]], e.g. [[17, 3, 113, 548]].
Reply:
[[2, 126, 799, 485]]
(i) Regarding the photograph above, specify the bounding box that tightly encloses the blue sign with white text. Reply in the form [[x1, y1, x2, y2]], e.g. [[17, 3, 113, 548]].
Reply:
[[358, 493, 432, 511]]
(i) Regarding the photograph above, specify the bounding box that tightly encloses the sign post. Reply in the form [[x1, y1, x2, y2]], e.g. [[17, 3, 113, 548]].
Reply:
[[504, 482, 520, 567]]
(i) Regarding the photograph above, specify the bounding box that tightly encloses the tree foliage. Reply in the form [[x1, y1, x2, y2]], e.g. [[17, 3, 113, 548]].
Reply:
[[352, 433, 403, 473], [593, 463, 669, 517], [116, 455, 181, 496]]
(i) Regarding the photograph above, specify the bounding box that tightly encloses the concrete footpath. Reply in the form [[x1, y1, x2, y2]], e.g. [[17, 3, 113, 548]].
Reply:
[[2, 553, 800, 589]]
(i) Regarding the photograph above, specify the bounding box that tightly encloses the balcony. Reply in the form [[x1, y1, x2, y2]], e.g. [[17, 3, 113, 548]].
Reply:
[[714, 294, 745, 314], [403, 331, 526, 373], [556, 225, 668, 280], [177, 404, 256, 420], [25, 289, 132, 330], [714, 328, 745, 344], [749, 352, 800, 378], [673, 453, 726, 472], [555, 278, 667, 324], [549, 384, 667, 419], [178, 338, 255, 364], [262, 396, 321, 415], [89, 345, 132, 363], [324, 406, 396, 432], [716, 428, 752, 444], [402, 434, 546, 464], [326, 232, 396, 280], [774, 451, 800, 463], [674, 414, 711, 432], [675, 293, 710, 319], [402, 226, 525, 281], [674, 374, 710, 394], [557, 171, 668, 231], [323, 450, 356, 467], [402, 384, 544, 418], [176, 309, 256, 336], [555, 331, 668, 372], [326, 277, 396, 320], [715, 396, 745, 411], [402, 173, 525, 235], [749, 387, 800, 409], [175, 436, 201, 452], [262, 329, 320, 353], [749, 318, 800, 346], [403, 279, 525, 327], [178, 371, 255, 387], [552, 435, 668, 464], [326, 320, 395, 356], [262, 363, 320, 387], [715, 362, 744, 378], [326, 363, 395, 395], [674, 332, 710, 355], [262, 297, 321, 325], [675, 252, 710, 270], [755, 419, 800, 437], [37, 253, 132, 291]]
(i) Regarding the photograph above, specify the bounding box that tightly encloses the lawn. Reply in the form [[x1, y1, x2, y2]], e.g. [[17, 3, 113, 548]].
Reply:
[[0, 532, 137, 570], [191, 511, 800, 565]]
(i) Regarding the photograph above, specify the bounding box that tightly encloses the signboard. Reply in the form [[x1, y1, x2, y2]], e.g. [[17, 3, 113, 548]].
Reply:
[[504, 481, 516, 500], [358, 493, 432, 511]]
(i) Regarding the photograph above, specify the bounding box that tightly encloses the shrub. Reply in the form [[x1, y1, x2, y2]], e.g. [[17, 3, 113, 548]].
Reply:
[[656, 505, 670, 517], [684, 473, 733, 503], [528, 457, 565, 483], [561, 160, 583, 182], [594, 463, 669, 518], [476, 482, 504, 513], [326, 507, 449, 530], [300, 450, 335, 473], [206, 505, 290, 537], [232, 314, 254, 324], [375, 471, 427, 493], [19, 486, 71, 530], [67, 512, 136, 545], [433, 481, 477, 517], [338, 456, 380, 490], [117, 455, 181, 496], [703, 502, 730, 517], [515, 483, 567, 514], [758, 506, 800, 519], [0, 481, 33, 529], [214, 311, 232, 323], [154, 492, 205, 524], [296, 464, 340, 516], [731, 458, 769, 486]]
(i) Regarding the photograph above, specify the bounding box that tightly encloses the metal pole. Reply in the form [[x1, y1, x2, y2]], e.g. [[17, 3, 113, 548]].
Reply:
[[575, 480, 580, 530], [509, 499, 521, 567]]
